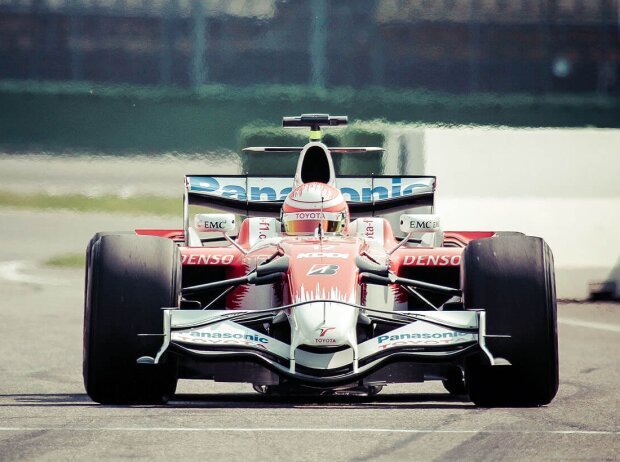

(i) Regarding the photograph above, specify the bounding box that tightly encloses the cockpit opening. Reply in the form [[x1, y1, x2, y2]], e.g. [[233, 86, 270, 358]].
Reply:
[[300, 145, 331, 184]]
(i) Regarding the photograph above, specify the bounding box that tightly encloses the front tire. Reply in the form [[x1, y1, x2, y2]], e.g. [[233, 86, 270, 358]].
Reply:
[[462, 235, 558, 407], [83, 234, 181, 404], [442, 367, 467, 395]]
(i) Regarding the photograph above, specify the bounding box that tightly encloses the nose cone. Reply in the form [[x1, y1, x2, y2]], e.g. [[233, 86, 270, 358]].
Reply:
[[288, 302, 358, 348]]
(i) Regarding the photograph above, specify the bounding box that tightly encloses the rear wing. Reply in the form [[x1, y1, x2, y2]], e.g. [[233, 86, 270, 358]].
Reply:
[[242, 147, 384, 154], [184, 175, 435, 224]]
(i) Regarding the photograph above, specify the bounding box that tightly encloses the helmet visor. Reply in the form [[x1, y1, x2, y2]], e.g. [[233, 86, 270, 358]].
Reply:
[[282, 212, 345, 235]]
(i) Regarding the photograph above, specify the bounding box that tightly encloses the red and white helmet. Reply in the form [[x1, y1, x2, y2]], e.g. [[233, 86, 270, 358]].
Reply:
[[282, 182, 349, 235]]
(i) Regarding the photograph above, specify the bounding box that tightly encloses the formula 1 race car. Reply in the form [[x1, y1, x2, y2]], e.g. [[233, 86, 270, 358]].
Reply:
[[83, 114, 558, 407]]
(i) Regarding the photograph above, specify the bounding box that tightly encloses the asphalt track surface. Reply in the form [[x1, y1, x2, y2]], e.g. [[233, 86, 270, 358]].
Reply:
[[0, 209, 618, 461]]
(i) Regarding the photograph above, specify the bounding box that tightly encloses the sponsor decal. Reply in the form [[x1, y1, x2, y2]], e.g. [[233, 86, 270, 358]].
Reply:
[[363, 218, 376, 239], [407, 219, 439, 230], [177, 331, 270, 350], [190, 331, 268, 343], [257, 218, 272, 240], [283, 211, 341, 221], [354, 217, 384, 242], [339, 177, 431, 202], [402, 255, 461, 266], [182, 254, 235, 265], [307, 264, 339, 276], [207, 221, 226, 229], [297, 252, 348, 259], [376, 332, 473, 350], [194, 213, 236, 232], [189, 176, 433, 202], [318, 327, 336, 337], [248, 217, 277, 245], [315, 326, 337, 343], [399, 214, 440, 233]]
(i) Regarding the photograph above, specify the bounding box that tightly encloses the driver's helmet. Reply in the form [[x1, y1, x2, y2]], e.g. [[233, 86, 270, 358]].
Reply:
[[281, 182, 349, 235]]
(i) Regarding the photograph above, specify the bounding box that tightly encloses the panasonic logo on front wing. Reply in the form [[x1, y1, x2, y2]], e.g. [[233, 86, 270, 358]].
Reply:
[[376, 331, 473, 350], [190, 331, 269, 343], [378, 332, 469, 343]]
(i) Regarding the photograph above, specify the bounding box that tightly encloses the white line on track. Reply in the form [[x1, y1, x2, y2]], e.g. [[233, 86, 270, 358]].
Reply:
[[0, 427, 617, 435], [559, 318, 620, 333]]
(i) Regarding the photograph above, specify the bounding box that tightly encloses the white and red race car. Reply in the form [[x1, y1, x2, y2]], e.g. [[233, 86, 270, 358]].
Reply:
[[83, 114, 558, 406]]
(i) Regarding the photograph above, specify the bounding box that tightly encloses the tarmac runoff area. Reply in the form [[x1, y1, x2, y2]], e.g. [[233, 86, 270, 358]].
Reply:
[[0, 152, 240, 197], [0, 208, 618, 461]]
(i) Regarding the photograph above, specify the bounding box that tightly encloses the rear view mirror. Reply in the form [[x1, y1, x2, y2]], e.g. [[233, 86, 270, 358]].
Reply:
[[356, 255, 389, 277]]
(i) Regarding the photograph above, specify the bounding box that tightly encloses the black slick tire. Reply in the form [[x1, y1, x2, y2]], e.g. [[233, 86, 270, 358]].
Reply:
[[462, 235, 558, 407], [83, 234, 181, 404], [442, 367, 467, 395]]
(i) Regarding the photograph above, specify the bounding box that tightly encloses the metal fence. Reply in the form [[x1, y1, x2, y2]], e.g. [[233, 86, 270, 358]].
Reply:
[[0, 0, 618, 94]]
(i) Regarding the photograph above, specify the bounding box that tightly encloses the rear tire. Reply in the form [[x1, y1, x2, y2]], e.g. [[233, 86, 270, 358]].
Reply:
[[462, 235, 558, 407], [83, 234, 181, 404]]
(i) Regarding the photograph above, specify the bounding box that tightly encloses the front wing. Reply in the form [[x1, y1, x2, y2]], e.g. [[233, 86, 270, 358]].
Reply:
[[138, 303, 506, 385]]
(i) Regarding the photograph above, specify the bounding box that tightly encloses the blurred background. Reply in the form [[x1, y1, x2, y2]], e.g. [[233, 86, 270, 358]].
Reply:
[[0, 0, 618, 300], [2, 0, 619, 93]]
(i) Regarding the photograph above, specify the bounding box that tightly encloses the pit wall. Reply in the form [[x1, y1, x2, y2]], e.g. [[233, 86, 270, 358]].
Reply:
[[396, 127, 620, 300]]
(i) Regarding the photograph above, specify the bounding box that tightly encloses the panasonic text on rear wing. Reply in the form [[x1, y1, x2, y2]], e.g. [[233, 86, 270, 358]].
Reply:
[[187, 175, 435, 202]]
